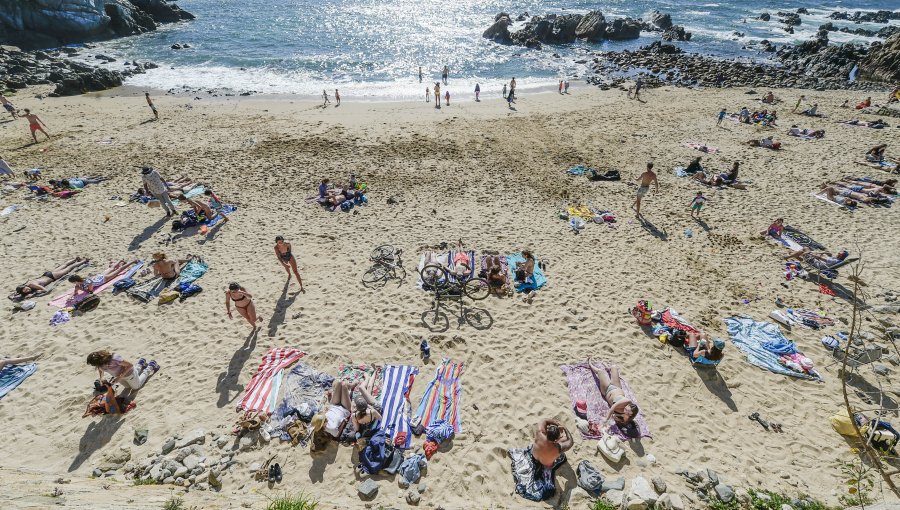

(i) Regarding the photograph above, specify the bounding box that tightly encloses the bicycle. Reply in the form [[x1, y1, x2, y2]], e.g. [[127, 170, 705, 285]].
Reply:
[[361, 244, 406, 288], [419, 262, 489, 301]]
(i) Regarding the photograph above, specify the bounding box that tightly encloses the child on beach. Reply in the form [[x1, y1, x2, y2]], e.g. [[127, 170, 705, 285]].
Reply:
[[716, 108, 726, 127], [445, 90, 450, 106], [335, 89, 341, 106], [426, 87, 430, 102], [145, 92, 158, 120], [690, 191, 707, 218], [434, 83, 441, 108], [22, 109, 50, 143], [0, 94, 17, 119], [502, 83, 507, 98], [322, 90, 330, 106]]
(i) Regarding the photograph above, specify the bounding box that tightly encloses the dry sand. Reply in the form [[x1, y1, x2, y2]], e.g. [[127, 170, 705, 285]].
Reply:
[[1, 83, 899, 509]]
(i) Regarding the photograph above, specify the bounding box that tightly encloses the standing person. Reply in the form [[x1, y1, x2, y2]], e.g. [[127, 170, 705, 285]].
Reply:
[[690, 191, 707, 218], [434, 83, 441, 109], [87, 351, 159, 391], [631, 78, 643, 100], [474, 83, 480, 102], [632, 162, 658, 217], [558, 80, 563, 94], [0, 94, 17, 119], [502, 83, 507, 99], [792, 95, 805, 113], [426, 86, 430, 103], [716, 108, 727, 127], [141, 166, 177, 216], [444, 90, 450, 106], [145, 92, 159, 121], [510, 77, 517, 96], [715, 72, 724, 88], [334, 89, 341, 106], [22, 109, 50, 143], [225, 282, 260, 331], [442, 65, 449, 85], [322, 90, 331, 107], [532, 418, 574, 468], [564, 80, 570, 94], [418, 66, 423, 83], [274, 236, 305, 291]]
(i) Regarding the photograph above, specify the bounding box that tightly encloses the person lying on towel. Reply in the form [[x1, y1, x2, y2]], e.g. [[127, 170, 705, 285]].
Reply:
[[784, 248, 849, 270], [587, 358, 639, 428], [532, 418, 573, 468], [839, 177, 896, 195], [748, 136, 781, 150]]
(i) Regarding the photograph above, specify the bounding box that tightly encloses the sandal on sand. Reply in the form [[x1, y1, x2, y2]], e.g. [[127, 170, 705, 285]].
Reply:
[[771, 423, 783, 433], [749, 412, 770, 430]]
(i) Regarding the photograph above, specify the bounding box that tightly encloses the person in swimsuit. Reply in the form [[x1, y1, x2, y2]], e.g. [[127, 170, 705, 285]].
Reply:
[[69, 260, 132, 297], [482, 255, 507, 296], [0, 353, 44, 370], [839, 177, 896, 194], [632, 162, 658, 217], [225, 282, 260, 331], [22, 109, 50, 143], [685, 331, 725, 362], [314, 379, 357, 440], [351, 371, 382, 440], [761, 217, 784, 239], [866, 144, 887, 163], [12, 257, 86, 299], [202, 189, 229, 223], [86, 350, 159, 391], [785, 248, 850, 270], [274, 236, 305, 291], [180, 195, 216, 222], [0, 94, 17, 119], [820, 186, 863, 207], [532, 418, 574, 468], [587, 358, 639, 427], [151, 253, 187, 279], [513, 251, 535, 283]]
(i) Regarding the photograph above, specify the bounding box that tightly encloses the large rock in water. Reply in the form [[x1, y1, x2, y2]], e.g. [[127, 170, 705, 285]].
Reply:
[[483, 13, 512, 44], [649, 10, 673, 30], [859, 32, 900, 82], [575, 11, 606, 42], [606, 17, 642, 40]]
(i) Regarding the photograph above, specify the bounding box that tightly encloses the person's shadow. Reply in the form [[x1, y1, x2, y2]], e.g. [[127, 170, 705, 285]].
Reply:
[[549, 460, 578, 510], [639, 216, 668, 241], [267, 279, 301, 337], [68, 417, 126, 471], [696, 368, 737, 411], [693, 217, 711, 232], [128, 215, 169, 251], [308, 441, 339, 484], [215, 328, 258, 408]]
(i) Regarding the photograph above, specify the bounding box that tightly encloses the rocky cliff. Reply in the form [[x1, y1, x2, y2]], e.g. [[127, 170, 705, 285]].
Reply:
[[0, 0, 194, 49], [858, 32, 900, 83]]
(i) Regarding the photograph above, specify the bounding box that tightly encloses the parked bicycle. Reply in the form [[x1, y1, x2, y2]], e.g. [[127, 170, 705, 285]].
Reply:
[[361, 244, 406, 288], [419, 262, 489, 301]]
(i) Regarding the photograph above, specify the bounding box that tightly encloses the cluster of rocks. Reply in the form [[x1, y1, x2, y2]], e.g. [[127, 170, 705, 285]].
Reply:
[[858, 32, 900, 82], [598, 475, 687, 509], [0, 0, 194, 50], [0, 45, 157, 96], [829, 10, 900, 24], [819, 22, 900, 40]]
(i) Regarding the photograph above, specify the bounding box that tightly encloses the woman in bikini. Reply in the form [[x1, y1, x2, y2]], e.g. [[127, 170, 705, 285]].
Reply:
[[225, 282, 260, 330], [274, 236, 304, 290], [482, 255, 508, 296], [587, 357, 639, 428], [685, 331, 725, 362], [12, 257, 87, 299]]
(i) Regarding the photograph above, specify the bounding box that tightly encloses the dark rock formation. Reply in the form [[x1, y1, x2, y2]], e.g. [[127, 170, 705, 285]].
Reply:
[[778, 12, 801, 26], [649, 10, 672, 30], [574, 11, 607, 42], [859, 32, 900, 82], [483, 13, 512, 44], [662, 26, 691, 42], [487, 10, 642, 48], [605, 17, 641, 40], [796, 8, 809, 15], [829, 10, 900, 24], [759, 13, 771, 22]]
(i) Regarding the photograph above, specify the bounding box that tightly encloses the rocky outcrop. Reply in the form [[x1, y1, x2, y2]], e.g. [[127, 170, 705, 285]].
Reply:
[[484, 10, 642, 48], [662, 26, 691, 42], [859, 32, 900, 83], [649, 10, 672, 30], [0, 0, 194, 49], [482, 13, 512, 44], [777, 12, 801, 26], [605, 17, 641, 41], [829, 10, 900, 23], [574, 11, 607, 42]]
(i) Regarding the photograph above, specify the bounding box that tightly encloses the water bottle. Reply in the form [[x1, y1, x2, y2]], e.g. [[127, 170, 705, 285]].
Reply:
[[420, 339, 430, 360]]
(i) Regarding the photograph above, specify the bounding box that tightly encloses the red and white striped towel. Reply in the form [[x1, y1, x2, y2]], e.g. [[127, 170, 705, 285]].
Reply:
[[238, 347, 305, 413]]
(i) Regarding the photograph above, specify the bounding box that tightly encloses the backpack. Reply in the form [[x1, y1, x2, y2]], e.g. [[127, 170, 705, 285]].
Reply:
[[631, 300, 653, 326], [669, 329, 687, 348], [340, 200, 353, 212], [75, 294, 101, 313]]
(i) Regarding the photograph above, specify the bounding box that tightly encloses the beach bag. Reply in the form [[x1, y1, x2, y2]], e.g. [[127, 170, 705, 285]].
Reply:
[[576, 460, 605, 497], [178, 284, 202, 302], [113, 278, 136, 293], [631, 300, 653, 326], [74, 294, 101, 313], [669, 329, 687, 348], [358, 430, 391, 474], [831, 409, 859, 437], [158, 289, 180, 305], [340, 200, 353, 211]]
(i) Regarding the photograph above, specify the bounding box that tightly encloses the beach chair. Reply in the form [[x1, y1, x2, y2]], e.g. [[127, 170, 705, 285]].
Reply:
[[827, 343, 882, 373]]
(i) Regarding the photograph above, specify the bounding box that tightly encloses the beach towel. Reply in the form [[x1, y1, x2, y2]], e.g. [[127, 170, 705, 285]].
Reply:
[[377, 364, 419, 449], [786, 308, 834, 329], [567, 206, 594, 221], [337, 363, 383, 400], [566, 165, 591, 176], [507, 253, 547, 293], [48, 261, 144, 309], [176, 258, 209, 285], [0, 362, 37, 400], [270, 363, 334, 444], [205, 204, 236, 227], [682, 142, 719, 154], [416, 359, 464, 433], [725, 317, 823, 381], [237, 347, 306, 413], [183, 186, 206, 198], [660, 308, 699, 334], [560, 361, 651, 441], [127, 276, 171, 303], [509, 446, 566, 502]]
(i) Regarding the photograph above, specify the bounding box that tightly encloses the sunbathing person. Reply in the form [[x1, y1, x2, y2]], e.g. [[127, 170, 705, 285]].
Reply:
[[840, 177, 896, 194], [86, 350, 159, 391], [0, 353, 44, 370], [867, 144, 888, 163], [203, 189, 229, 223], [785, 248, 850, 270], [856, 96, 871, 110], [801, 103, 820, 116], [49, 176, 108, 189], [69, 260, 132, 297], [151, 253, 187, 279], [748, 136, 780, 149], [532, 418, 574, 468], [351, 371, 382, 440], [11, 257, 87, 299], [313, 379, 358, 440], [225, 282, 260, 330], [822, 184, 887, 205], [788, 126, 824, 138], [844, 119, 888, 129], [587, 358, 639, 427], [450, 240, 472, 278], [685, 331, 725, 362], [482, 255, 508, 296], [514, 250, 535, 282], [717, 161, 747, 189], [819, 186, 860, 207]]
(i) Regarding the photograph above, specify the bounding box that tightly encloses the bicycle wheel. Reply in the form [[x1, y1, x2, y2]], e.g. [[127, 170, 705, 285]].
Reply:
[[421, 309, 449, 332], [463, 278, 490, 301], [420, 263, 448, 289], [362, 265, 389, 286], [392, 265, 408, 286], [370, 244, 396, 261]]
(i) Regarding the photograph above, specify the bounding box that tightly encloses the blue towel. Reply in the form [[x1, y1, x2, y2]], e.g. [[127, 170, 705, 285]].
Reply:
[[507, 253, 547, 293], [0, 363, 37, 400], [377, 364, 418, 449], [176, 259, 209, 285], [204, 204, 236, 227], [566, 165, 591, 176], [725, 317, 822, 381], [183, 186, 206, 198]]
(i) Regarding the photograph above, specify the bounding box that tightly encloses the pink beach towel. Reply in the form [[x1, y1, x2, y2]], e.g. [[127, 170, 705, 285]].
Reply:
[[560, 361, 651, 441], [238, 347, 305, 413], [48, 262, 142, 309]]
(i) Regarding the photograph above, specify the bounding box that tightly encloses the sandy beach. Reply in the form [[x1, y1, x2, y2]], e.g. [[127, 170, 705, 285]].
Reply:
[[1, 83, 899, 509]]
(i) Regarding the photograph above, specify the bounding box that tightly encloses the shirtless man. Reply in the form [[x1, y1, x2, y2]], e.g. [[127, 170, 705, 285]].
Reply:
[[151, 253, 186, 279], [632, 162, 659, 217], [532, 418, 573, 468], [0, 94, 17, 119], [22, 109, 50, 143]]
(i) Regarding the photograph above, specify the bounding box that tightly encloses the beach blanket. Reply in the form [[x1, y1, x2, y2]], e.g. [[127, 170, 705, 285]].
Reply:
[[560, 361, 651, 441], [127, 276, 171, 303], [205, 204, 236, 227], [787, 129, 820, 140], [0, 363, 37, 400], [682, 142, 719, 154], [417, 252, 450, 289], [377, 364, 419, 449], [725, 317, 823, 381], [270, 363, 334, 444], [509, 446, 566, 502], [507, 253, 546, 293], [237, 347, 306, 413], [566, 165, 592, 176], [176, 258, 209, 285], [660, 308, 699, 334], [480, 255, 511, 289], [416, 359, 464, 433], [49, 261, 144, 309], [786, 308, 834, 329], [447, 250, 476, 283], [337, 363, 383, 399], [812, 192, 858, 209], [183, 186, 206, 198]]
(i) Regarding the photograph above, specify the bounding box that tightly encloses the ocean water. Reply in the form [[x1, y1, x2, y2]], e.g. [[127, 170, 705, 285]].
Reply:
[[89, 0, 899, 98]]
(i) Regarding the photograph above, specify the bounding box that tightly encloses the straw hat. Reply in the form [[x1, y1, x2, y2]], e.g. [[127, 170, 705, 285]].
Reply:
[[597, 434, 625, 463], [311, 412, 326, 432]]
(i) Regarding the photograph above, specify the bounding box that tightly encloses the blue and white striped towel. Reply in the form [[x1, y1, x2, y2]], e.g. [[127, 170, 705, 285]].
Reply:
[[378, 364, 419, 448]]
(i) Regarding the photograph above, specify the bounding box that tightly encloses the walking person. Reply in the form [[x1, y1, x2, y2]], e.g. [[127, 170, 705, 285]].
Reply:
[[690, 191, 707, 218], [630, 78, 643, 100], [0, 94, 18, 119], [145, 92, 159, 121], [225, 282, 261, 331], [792, 95, 805, 113], [716, 108, 726, 127], [335, 89, 341, 106], [22, 109, 50, 143], [87, 350, 159, 391], [445, 90, 450, 106], [632, 162, 658, 217], [442, 65, 449, 85], [322, 89, 331, 107], [434, 83, 441, 109], [426, 86, 430, 102], [559, 80, 563, 94], [564, 80, 570, 94], [502, 83, 507, 99], [510, 77, 517, 96], [274, 236, 305, 291], [141, 166, 177, 216], [475, 83, 480, 102], [418, 66, 423, 83]]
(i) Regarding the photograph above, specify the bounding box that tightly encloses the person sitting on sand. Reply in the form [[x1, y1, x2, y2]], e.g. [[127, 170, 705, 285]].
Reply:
[[151, 253, 187, 279], [86, 350, 159, 391], [532, 418, 574, 468], [482, 255, 508, 296], [22, 109, 50, 143], [514, 251, 535, 283], [587, 358, 639, 427], [866, 144, 887, 163], [313, 379, 361, 441], [11, 257, 87, 299], [785, 248, 850, 270], [350, 371, 382, 440], [69, 260, 132, 297], [719, 161, 741, 185], [761, 217, 785, 239], [274, 236, 305, 290], [889, 87, 900, 105], [685, 156, 703, 175], [738, 107, 750, 123], [801, 103, 819, 116], [685, 331, 725, 362], [856, 97, 871, 110], [762, 91, 775, 104], [0, 353, 44, 370], [225, 282, 260, 331]]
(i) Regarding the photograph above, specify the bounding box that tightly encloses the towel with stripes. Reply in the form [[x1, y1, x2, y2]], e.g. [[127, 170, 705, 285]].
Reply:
[[416, 359, 465, 433], [238, 347, 306, 413], [0, 363, 37, 400], [377, 364, 418, 448]]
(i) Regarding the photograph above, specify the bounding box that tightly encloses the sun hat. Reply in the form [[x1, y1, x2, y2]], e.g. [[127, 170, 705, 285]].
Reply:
[[311, 413, 326, 432], [597, 434, 624, 463]]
